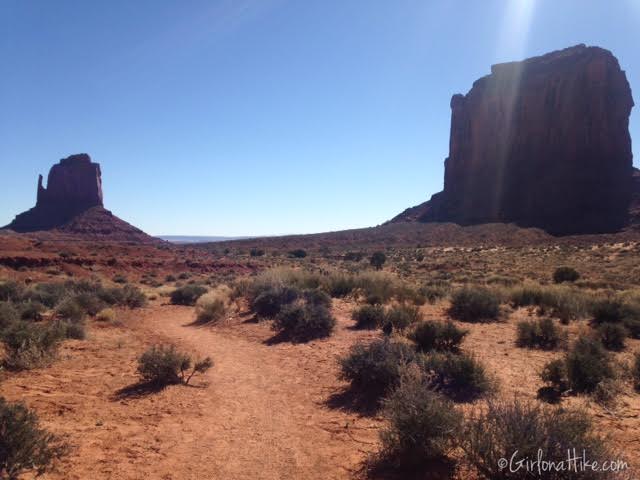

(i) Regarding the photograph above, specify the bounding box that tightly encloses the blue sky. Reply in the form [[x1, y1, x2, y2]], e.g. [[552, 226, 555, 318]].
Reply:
[[1, 1, 639, 236]]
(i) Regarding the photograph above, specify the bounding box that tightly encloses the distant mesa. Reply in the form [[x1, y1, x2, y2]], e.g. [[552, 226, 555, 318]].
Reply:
[[390, 44, 635, 235], [4, 153, 154, 242]]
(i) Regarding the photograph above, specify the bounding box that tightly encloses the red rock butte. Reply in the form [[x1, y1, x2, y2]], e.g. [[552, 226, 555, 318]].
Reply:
[[5, 153, 153, 242], [391, 44, 636, 235]]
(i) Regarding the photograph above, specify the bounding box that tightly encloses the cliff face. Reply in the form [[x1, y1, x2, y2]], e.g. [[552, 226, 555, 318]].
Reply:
[[5, 154, 154, 242], [392, 45, 635, 235], [36, 154, 103, 211]]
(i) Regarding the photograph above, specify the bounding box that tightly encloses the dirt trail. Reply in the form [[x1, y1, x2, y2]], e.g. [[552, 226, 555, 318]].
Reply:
[[130, 304, 381, 480]]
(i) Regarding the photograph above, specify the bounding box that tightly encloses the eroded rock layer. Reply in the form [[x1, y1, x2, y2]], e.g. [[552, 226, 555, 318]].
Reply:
[[392, 45, 635, 235]]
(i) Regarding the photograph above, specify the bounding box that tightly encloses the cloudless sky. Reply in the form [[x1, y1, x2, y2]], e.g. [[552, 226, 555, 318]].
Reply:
[[1, 0, 639, 236]]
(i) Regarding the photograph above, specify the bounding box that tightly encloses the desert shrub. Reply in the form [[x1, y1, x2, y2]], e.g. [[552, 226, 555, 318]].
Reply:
[[0, 302, 19, 331], [351, 304, 386, 330], [113, 274, 128, 284], [410, 320, 468, 353], [165, 274, 176, 282], [120, 285, 147, 308], [379, 374, 462, 467], [509, 283, 591, 322], [591, 299, 625, 324], [383, 305, 422, 334], [23, 283, 66, 308], [515, 318, 562, 350], [540, 358, 568, 392], [0, 397, 67, 479], [137, 345, 213, 386], [448, 286, 500, 322], [461, 398, 610, 480], [553, 266, 580, 284], [196, 292, 229, 323], [288, 249, 307, 258], [251, 286, 300, 319], [58, 320, 86, 340], [73, 292, 106, 316], [370, 251, 387, 270], [339, 339, 416, 399], [344, 251, 364, 262], [420, 352, 491, 401], [19, 301, 45, 321], [326, 274, 356, 298], [272, 302, 335, 342], [419, 283, 449, 304], [96, 308, 117, 322], [170, 285, 207, 306], [354, 271, 399, 305], [1, 322, 63, 370], [302, 289, 332, 308], [0, 281, 23, 302], [250, 248, 265, 257], [633, 352, 640, 391], [565, 336, 613, 393], [55, 297, 85, 322], [597, 322, 627, 351]]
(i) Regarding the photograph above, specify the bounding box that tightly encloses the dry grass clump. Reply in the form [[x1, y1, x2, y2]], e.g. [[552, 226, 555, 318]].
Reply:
[[195, 285, 233, 324], [508, 282, 593, 322], [96, 308, 117, 323]]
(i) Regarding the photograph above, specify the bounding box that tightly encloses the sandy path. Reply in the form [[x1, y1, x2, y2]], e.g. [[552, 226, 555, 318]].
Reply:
[[131, 304, 381, 480]]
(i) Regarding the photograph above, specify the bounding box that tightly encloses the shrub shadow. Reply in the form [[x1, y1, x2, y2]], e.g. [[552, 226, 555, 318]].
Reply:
[[112, 381, 167, 400], [325, 386, 381, 417], [362, 454, 457, 480]]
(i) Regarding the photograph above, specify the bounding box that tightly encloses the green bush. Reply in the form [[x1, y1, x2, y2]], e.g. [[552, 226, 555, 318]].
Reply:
[[515, 318, 562, 350], [597, 322, 627, 351], [448, 287, 500, 322], [370, 251, 386, 270], [351, 305, 386, 330], [0, 397, 67, 479], [565, 337, 613, 393], [383, 305, 422, 334], [137, 345, 213, 386], [251, 286, 300, 319], [461, 398, 609, 480], [410, 320, 468, 353], [272, 302, 335, 342], [170, 285, 207, 306], [339, 340, 416, 399], [73, 292, 106, 316], [379, 375, 462, 467], [419, 352, 491, 401], [553, 266, 580, 284]]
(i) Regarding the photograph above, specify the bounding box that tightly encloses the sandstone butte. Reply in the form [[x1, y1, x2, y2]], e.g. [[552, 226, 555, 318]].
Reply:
[[391, 44, 637, 235], [4, 153, 154, 242]]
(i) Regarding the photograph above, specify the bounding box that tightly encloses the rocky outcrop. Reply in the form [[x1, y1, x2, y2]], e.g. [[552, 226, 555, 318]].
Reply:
[[5, 154, 154, 242], [391, 45, 635, 235], [8, 154, 104, 232]]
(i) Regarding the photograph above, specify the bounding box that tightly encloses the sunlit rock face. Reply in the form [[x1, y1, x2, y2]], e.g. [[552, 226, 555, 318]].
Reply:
[[392, 45, 634, 235], [7, 154, 104, 232]]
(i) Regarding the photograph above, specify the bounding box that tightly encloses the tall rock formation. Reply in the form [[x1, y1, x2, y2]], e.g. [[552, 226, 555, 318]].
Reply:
[[5, 154, 153, 242], [391, 45, 635, 235]]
